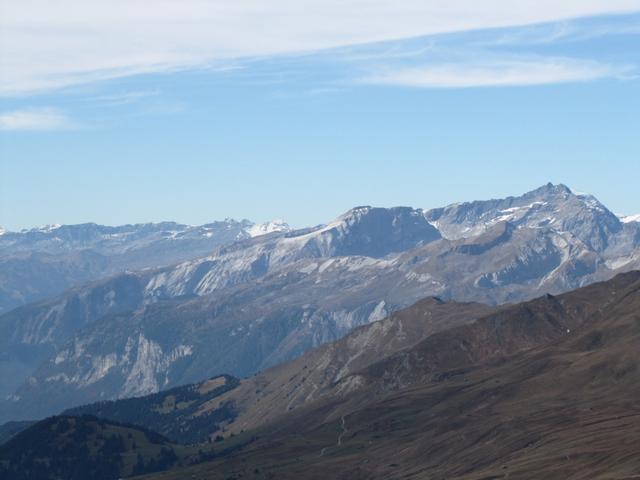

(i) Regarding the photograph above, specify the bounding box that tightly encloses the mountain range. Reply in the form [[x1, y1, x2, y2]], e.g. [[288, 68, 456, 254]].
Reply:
[[0, 219, 290, 400], [1, 183, 639, 423], [0, 219, 292, 314]]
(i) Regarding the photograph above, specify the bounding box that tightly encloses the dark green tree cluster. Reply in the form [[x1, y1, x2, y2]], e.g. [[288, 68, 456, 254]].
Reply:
[[131, 447, 178, 475], [64, 375, 240, 443], [0, 415, 177, 480]]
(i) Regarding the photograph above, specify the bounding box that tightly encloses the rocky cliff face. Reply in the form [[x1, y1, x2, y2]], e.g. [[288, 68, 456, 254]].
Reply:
[[1, 184, 639, 422]]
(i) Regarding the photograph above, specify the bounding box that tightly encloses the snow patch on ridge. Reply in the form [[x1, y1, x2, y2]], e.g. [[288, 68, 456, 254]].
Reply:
[[246, 219, 291, 237], [619, 214, 640, 224]]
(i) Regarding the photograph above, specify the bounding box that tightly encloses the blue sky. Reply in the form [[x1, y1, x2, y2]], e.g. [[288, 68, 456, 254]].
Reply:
[[1, 3, 639, 230]]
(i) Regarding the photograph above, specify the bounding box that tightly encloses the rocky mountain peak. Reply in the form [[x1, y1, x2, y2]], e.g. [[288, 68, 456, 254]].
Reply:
[[317, 205, 441, 258], [424, 183, 623, 251], [528, 182, 572, 197]]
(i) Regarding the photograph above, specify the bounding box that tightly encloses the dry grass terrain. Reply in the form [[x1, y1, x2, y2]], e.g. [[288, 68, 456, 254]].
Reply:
[[141, 272, 640, 479]]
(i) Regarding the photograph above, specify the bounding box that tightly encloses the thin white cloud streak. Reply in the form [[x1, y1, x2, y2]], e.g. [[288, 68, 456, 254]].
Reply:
[[2, 0, 640, 95], [91, 90, 160, 106], [477, 17, 640, 48], [362, 58, 631, 88], [0, 108, 75, 131]]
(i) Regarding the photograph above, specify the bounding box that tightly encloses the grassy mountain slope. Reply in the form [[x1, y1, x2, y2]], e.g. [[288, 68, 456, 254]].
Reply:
[[139, 271, 640, 480]]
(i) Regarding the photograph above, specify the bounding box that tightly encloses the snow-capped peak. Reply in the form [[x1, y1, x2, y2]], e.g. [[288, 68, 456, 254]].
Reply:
[[619, 214, 640, 224], [247, 219, 291, 237]]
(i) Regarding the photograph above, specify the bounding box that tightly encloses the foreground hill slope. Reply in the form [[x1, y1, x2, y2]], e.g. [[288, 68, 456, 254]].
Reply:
[[141, 271, 640, 480], [0, 415, 179, 480], [207, 297, 495, 434], [204, 269, 637, 437]]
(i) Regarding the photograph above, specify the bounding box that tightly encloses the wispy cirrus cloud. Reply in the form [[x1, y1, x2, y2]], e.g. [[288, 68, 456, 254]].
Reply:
[[0, 108, 75, 131], [91, 90, 160, 106], [362, 57, 632, 88], [2, 0, 640, 96]]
